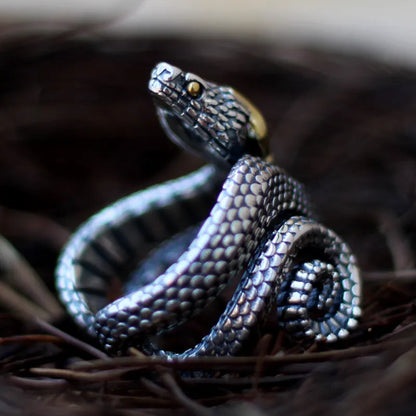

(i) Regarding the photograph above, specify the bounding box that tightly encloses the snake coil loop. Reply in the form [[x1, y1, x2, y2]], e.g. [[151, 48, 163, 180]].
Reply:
[[56, 62, 362, 357]]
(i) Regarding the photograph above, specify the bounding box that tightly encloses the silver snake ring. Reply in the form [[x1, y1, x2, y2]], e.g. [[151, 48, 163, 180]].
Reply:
[[56, 62, 361, 357]]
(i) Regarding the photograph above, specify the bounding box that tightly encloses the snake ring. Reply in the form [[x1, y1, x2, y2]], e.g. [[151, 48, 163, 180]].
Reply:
[[56, 62, 361, 357]]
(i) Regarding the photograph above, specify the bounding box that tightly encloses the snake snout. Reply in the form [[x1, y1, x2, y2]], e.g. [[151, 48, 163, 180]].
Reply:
[[148, 78, 163, 95], [149, 62, 183, 105], [151, 62, 181, 83]]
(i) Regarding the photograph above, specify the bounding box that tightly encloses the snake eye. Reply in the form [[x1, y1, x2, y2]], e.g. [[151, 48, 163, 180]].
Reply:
[[186, 81, 203, 98]]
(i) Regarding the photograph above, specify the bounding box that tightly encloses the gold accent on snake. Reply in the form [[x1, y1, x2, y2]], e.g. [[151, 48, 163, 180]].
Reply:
[[230, 88, 270, 158], [186, 81, 202, 97]]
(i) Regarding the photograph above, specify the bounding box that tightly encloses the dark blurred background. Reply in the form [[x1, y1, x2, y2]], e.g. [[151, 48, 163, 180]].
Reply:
[[0, 2, 415, 415]]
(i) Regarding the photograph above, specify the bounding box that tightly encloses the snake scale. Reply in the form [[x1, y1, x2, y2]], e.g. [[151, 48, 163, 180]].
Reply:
[[56, 62, 361, 357]]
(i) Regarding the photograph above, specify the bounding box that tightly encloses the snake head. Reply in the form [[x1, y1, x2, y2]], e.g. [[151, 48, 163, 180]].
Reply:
[[149, 62, 269, 168]]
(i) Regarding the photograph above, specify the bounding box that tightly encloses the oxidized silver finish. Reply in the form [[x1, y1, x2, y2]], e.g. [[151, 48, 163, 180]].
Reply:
[[56, 62, 362, 356]]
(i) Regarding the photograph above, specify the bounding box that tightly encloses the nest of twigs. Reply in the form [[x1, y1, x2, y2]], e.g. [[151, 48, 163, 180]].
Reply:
[[0, 29, 415, 415]]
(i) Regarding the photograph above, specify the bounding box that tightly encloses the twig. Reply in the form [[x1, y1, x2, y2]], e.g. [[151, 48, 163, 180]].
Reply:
[[377, 211, 415, 270], [252, 333, 272, 392], [34, 318, 109, 360], [3, 352, 66, 373], [377, 321, 416, 342], [140, 377, 172, 399], [181, 373, 305, 387], [30, 367, 131, 382], [0, 334, 63, 345], [0, 235, 64, 320], [159, 370, 214, 416], [8, 375, 68, 390], [70, 337, 415, 373], [128, 347, 147, 358], [0, 282, 52, 321]]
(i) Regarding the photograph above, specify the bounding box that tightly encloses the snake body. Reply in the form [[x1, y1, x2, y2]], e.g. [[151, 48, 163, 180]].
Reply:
[[56, 62, 361, 356]]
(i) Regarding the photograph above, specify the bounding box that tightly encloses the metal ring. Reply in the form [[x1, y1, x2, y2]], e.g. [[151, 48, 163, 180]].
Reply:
[[56, 62, 362, 356]]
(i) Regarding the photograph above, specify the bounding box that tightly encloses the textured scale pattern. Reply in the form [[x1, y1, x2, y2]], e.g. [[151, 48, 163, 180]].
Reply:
[[56, 62, 362, 357], [148, 217, 360, 358], [94, 156, 309, 354], [56, 164, 221, 337]]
